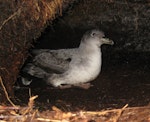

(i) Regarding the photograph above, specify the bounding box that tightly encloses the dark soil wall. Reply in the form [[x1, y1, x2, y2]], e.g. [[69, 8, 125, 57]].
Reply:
[[0, 0, 77, 102], [50, 0, 150, 52]]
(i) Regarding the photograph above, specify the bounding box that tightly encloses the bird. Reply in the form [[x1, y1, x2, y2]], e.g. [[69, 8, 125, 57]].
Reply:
[[22, 29, 114, 89]]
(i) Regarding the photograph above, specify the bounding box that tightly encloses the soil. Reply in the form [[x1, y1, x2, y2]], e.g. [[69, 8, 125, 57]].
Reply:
[[12, 28, 150, 121], [14, 52, 150, 112]]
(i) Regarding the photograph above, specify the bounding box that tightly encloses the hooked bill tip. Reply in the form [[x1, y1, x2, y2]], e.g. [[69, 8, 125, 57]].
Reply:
[[101, 38, 114, 45]]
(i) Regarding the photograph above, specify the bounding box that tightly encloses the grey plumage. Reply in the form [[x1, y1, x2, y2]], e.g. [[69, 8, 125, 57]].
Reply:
[[22, 29, 114, 89]]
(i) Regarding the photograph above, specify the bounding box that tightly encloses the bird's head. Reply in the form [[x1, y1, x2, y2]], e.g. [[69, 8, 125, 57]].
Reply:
[[81, 29, 114, 47]]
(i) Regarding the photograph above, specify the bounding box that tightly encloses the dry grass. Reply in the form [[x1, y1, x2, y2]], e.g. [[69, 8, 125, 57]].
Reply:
[[0, 76, 150, 122], [0, 99, 149, 122]]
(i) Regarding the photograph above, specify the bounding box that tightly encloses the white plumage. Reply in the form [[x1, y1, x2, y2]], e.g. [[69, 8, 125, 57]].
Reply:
[[22, 29, 114, 89]]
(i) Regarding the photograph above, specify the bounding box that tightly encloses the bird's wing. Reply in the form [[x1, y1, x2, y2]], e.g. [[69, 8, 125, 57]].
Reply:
[[32, 48, 77, 58], [22, 63, 49, 78], [32, 48, 78, 73]]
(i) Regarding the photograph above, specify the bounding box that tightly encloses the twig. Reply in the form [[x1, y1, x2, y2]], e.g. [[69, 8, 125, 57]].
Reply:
[[0, 106, 20, 110], [0, 76, 16, 107], [22, 95, 38, 115], [31, 109, 38, 121], [0, 114, 32, 120], [28, 95, 38, 109], [134, 8, 139, 31], [114, 104, 128, 122], [37, 118, 62, 122], [29, 88, 32, 98], [84, 105, 150, 115], [0, 8, 21, 31]]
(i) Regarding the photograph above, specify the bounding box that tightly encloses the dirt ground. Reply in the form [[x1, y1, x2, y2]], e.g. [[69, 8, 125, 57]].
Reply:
[[9, 52, 150, 121], [2, 51, 147, 121], [15, 52, 150, 110]]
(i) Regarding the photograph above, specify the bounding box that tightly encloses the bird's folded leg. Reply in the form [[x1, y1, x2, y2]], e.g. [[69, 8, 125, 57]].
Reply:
[[58, 84, 73, 89], [56, 83, 93, 89], [74, 83, 93, 89]]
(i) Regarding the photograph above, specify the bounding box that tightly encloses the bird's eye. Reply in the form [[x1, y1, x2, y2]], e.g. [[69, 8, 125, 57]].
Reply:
[[91, 32, 96, 37]]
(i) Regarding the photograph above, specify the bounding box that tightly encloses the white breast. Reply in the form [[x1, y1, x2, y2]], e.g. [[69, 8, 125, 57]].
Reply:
[[61, 48, 102, 85], [47, 45, 102, 87]]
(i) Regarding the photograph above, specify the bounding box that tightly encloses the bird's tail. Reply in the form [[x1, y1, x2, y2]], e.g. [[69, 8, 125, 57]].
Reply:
[[21, 63, 53, 86], [22, 63, 49, 79]]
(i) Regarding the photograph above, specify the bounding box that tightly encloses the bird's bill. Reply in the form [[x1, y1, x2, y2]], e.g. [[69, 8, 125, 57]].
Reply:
[[101, 38, 114, 45]]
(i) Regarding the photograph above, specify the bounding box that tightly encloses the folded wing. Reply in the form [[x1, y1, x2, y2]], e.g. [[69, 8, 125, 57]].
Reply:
[[22, 48, 78, 78]]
